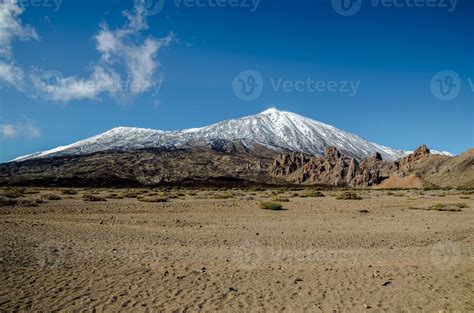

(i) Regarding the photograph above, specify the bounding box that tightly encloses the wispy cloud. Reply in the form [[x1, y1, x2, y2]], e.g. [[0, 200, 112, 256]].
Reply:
[[0, 120, 40, 139], [31, 0, 174, 102], [0, 0, 173, 103], [0, 0, 38, 89]]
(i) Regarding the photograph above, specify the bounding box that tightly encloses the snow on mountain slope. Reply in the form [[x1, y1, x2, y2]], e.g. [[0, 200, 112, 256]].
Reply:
[[12, 108, 449, 162]]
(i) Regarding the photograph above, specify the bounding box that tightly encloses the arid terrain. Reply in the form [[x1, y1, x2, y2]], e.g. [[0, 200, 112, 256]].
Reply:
[[0, 187, 473, 312]]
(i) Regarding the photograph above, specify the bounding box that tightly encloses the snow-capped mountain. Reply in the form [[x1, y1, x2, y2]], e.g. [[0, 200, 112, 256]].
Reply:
[[12, 108, 450, 162]]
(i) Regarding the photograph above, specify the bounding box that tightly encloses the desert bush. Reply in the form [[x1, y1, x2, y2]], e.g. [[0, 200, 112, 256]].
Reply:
[[3, 188, 25, 199], [336, 191, 362, 200], [211, 193, 233, 199], [271, 197, 290, 202], [23, 189, 40, 195], [44, 194, 61, 201], [138, 196, 168, 203], [83, 194, 106, 202], [249, 187, 265, 192], [422, 203, 463, 212], [301, 190, 325, 198], [259, 201, 284, 211], [459, 196, 470, 199], [122, 191, 142, 198], [106, 193, 124, 199], [0, 196, 20, 207], [0, 196, 43, 207], [61, 189, 78, 195], [455, 202, 468, 208]]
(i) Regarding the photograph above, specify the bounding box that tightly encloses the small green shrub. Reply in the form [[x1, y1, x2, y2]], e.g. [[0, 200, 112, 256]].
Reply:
[[411, 203, 464, 212], [259, 201, 284, 211], [431, 203, 446, 210]]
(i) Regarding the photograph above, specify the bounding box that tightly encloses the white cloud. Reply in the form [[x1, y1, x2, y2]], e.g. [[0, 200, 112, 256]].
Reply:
[[0, 120, 40, 139], [0, 124, 17, 138], [0, 0, 38, 57], [0, 0, 38, 89], [31, 0, 174, 102], [0, 0, 173, 103], [31, 66, 121, 102], [0, 61, 25, 89]]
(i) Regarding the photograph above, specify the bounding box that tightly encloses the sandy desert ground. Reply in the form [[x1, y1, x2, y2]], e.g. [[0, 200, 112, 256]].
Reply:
[[0, 187, 473, 312]]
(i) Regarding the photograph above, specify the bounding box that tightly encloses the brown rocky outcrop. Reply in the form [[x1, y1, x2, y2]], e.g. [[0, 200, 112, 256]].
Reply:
[[270, 152, 311, 176], [270, 144, 473, 189], [270, 146, 395, 187]]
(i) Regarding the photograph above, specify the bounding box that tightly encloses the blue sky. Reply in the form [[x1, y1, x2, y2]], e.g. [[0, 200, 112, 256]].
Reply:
[[0, 0, 473, 162]]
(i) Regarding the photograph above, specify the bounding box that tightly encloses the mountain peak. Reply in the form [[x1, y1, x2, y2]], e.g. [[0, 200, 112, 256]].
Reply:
[[259, 108, 284, 115], [12, 109, 423, 162]]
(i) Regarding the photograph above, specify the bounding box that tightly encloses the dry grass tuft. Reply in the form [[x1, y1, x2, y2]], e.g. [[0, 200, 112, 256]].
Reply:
[[301, 190, 325, 198], [61, 189, 78, 195], [83, 194, 106, 202], [259, 201, 284, 211], [44, 194, 61, 201], [138, 196, 168, 203], [336, 191, 362, 200]]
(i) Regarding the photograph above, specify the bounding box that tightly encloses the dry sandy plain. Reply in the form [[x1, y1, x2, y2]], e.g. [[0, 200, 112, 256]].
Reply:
[[0, 187, 473, 312]]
